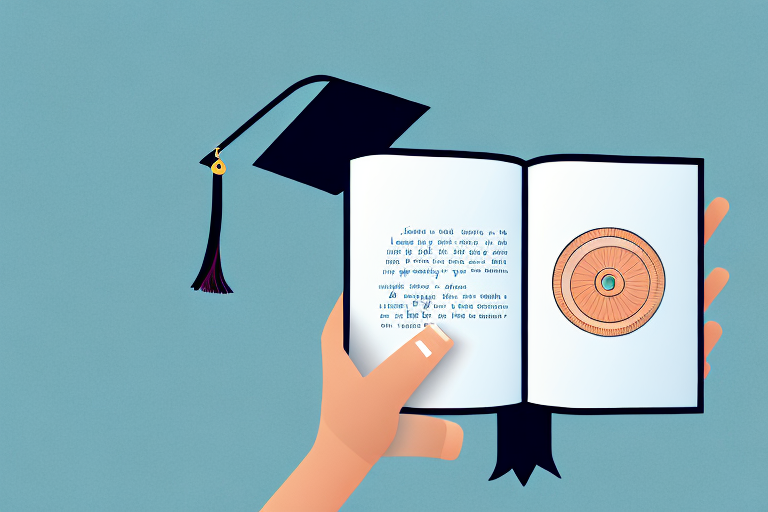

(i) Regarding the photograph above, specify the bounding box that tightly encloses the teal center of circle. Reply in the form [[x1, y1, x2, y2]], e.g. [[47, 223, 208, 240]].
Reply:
[[601, 274, 616, 291]]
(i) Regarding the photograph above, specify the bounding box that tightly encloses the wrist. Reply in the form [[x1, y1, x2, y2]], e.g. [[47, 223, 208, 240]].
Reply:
[[312, 418, 375, 474], [262, 421, 373, 512]]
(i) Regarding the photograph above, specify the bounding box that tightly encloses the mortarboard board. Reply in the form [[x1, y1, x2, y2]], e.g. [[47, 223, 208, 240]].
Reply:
[[192, 75, 430, 293]]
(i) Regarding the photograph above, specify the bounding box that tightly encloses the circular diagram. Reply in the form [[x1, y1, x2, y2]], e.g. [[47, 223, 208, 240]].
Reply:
[[552, 228, 665, 337]]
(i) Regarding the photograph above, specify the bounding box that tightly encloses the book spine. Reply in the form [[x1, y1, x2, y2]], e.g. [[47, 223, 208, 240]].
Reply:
[[522, 165, 529, 404]]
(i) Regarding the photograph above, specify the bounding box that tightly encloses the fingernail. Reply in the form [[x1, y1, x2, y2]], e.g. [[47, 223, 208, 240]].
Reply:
[[441, 421, 463, 460], [428, 323, 451, 342], [415, 340, 432, 358]]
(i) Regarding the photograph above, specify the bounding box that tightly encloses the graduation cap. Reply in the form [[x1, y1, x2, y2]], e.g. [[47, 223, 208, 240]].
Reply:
[[192, 75, 430, 293]]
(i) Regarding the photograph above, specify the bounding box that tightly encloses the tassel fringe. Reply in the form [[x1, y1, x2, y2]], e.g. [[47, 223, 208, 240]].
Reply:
[[192, 174, 233, 294]]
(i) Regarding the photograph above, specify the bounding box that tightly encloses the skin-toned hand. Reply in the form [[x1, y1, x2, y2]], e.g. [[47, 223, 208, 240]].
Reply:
[[703, 197, 729, 378], [262, 295, 463, 512]]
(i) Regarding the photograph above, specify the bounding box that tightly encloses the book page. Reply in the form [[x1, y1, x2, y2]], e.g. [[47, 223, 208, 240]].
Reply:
[[349, 154, 522, 409], [527, 160, 699, 409]]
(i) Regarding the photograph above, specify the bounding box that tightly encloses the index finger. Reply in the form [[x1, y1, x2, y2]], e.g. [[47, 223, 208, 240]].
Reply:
[[366, 324, 454, 408]]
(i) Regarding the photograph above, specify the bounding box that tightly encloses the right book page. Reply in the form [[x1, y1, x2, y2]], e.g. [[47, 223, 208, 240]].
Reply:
[[527, 158, 700, 410]]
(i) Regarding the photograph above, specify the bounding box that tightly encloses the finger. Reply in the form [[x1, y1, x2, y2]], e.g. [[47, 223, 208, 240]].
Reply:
[[383, 414, 463, 460], [704, 321, 722, 358], [704, 197, 729, 245], [320, 293, 357, 378], [704, 268, 729, 312], [366, 324, 454, 407], [703, 321, 722, 380]]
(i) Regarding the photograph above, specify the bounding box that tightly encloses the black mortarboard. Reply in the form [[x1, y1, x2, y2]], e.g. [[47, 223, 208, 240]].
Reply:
[[192, 75, 429, 293]]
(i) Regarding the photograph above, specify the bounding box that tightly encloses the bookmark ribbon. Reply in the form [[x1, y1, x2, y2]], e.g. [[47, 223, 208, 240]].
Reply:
[[490, 403, 561, 485]]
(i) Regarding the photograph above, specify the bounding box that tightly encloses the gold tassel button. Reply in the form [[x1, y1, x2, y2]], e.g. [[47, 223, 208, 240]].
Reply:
[[211, 147, 226, 175]]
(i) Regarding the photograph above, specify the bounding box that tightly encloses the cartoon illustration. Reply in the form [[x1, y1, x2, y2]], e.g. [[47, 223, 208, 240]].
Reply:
[[261, 190, 727, 509], [553, 227, 665, 336], [5, 3, 761, 511], [191, 76, 731, 497]]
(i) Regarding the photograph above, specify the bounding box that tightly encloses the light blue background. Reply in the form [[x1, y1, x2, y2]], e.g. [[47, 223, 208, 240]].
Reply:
[[1, 1, 765, 510]]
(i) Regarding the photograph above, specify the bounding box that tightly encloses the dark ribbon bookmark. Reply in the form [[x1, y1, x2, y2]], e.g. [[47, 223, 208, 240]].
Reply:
[[490, 403, 561, 485]]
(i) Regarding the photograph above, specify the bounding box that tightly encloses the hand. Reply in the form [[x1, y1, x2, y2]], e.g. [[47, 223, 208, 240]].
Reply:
[[262, 294, 462, 511], [703, 197, 730, 378], [318, 294, 462, 464]]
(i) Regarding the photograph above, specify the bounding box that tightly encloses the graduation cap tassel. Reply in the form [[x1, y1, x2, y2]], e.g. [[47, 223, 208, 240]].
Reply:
[[192, 149, 233, 294], [192, 75, 338, 293], [489, 403, 561, 485]]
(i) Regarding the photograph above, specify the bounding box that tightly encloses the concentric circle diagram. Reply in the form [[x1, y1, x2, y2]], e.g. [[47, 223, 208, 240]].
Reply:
[[552, 228, 665, 337]]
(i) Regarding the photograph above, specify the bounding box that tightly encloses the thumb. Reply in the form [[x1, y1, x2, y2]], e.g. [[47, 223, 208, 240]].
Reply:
[[366, 324, 454, 408], [383, 414, 463, 460]]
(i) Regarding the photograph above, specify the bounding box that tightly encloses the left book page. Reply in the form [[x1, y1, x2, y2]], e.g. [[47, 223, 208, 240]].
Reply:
[[348, 154, 522, 409]]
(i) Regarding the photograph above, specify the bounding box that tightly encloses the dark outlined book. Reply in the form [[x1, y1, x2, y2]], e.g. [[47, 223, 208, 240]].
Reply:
[[344, 150, 703, 415]]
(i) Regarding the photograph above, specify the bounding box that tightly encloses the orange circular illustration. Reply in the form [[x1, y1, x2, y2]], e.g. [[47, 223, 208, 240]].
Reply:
[[552, 228, 665, 336]]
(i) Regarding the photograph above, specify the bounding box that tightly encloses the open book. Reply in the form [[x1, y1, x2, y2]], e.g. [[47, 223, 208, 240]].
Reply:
[[345, 150, 703, 414]]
